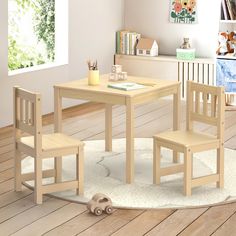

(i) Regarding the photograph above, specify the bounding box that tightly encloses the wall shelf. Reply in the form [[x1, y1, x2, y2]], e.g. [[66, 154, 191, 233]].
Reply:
[[115, 54, 214, 64], [220, 20, 236, 23], [217, 54, 236, 60]]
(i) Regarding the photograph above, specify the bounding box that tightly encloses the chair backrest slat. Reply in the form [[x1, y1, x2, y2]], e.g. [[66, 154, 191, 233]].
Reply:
[[195, 91, 200, 113], [25, 100, 29, 124], [203, 93, 208, 116], [211, 94, 217, 117], [13, 86, 42, 155], [15, 89, 38, 135], [186, 81, 225, 140], [20, 98, 25, 123]]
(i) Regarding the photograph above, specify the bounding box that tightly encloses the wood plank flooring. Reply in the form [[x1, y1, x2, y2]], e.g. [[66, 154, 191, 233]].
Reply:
[[1, 100, 236, 236]]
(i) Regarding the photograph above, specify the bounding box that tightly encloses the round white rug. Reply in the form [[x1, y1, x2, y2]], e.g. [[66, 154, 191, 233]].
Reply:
[[22, 138, 236, 209]]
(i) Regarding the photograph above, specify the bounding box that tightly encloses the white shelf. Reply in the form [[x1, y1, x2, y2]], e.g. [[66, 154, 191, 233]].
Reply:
[[217, 53, 236, 60], [220, 20, 236, 23], [115, 54, 214, 64]]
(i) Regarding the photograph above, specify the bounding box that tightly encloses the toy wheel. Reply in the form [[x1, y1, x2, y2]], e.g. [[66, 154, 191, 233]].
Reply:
[[105, 206, 113, 214], [94, 207, 103, 216]]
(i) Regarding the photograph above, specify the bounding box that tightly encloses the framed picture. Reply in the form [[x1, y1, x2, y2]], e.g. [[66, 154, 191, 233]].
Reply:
[[170, 0, 197, 24]]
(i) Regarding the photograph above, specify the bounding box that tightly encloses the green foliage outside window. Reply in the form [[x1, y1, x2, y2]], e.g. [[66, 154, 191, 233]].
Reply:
[[8, 36, 45, 70], [34, 0, 55, 61], [8, 0, 55, 71]]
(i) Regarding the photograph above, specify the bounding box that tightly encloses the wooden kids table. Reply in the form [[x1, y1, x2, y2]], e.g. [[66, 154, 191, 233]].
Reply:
[[54, 74, 181, 184]]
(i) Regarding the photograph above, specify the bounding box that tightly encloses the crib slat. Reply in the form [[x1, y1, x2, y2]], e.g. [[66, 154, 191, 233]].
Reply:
[[209, 64, 214, 86], [177, 60, 215, 100], [203, 64, 209, 85], [188, 62, 193, 82]]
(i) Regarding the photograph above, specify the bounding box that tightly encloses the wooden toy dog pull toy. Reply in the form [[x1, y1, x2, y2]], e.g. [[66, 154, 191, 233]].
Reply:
[[87, 193, 113, 216]]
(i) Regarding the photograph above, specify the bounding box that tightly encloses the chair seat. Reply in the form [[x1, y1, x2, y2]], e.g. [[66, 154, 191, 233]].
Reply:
[[20, 133, 84, 151], [154, 130, 219, 148]]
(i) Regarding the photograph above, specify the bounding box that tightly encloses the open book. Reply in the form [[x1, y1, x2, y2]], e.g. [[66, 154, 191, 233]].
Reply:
[[107, 82, 146, 91]]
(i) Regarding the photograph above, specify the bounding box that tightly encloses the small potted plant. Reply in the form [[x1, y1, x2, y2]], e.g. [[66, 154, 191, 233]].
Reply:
[[87, 60, 99, 85]]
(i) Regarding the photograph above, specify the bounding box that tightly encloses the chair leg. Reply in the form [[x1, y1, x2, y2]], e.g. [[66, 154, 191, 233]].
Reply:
[[153, 139, 161, 185], [76, 146, 84, 195], [184, 149, 192, 196], [14, 148, 22, 192], [54, 157, 62, 183], [217, 146, 224, 188], [34, 157, 43, 204]]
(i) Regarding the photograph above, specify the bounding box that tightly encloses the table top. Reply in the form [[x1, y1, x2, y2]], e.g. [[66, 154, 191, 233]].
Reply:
[[54, 74, 180, 98]]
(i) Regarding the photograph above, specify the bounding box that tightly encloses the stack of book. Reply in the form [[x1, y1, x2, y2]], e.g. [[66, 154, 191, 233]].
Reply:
[[221, 0, 236, 20], [116, 30, 141, 55]]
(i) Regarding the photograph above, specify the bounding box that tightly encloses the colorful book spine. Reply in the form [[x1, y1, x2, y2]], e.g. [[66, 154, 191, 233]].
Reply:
[[226, 0, 234, 19], [230, 0, 236, 19], [126, 32, 130, 55], [134, 33, 141, 55], [120, 30, 128, 54], [129, 33, 133, 55], [121, 31, 126, 54], [222, 0, 229, 20], [116, 31, 120, 54]]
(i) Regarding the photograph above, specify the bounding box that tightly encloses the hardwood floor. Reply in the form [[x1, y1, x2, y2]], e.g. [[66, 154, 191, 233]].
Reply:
[[1, 99, 236, 236]]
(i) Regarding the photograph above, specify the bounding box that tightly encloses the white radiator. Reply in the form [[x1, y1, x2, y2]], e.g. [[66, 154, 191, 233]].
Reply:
[[178, 59, 215, 98]]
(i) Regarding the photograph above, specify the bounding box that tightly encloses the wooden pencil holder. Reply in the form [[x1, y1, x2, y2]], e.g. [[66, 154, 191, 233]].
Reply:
[[88, 70, 100, 86]]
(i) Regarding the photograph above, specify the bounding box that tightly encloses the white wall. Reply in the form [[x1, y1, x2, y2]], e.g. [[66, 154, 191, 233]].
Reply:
[[124, 0, 221, 58], [69, 0, 124, 80], [0, 0, 124, 128]]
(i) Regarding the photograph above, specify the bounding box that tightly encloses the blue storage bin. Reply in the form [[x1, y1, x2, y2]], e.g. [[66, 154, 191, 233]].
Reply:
[[216, 58, 236, 93]]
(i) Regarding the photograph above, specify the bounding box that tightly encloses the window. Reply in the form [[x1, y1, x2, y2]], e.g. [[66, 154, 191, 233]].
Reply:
[[146, 50, 150, 55], [8, 0, 68, 73], [139, 50, 143, 54]]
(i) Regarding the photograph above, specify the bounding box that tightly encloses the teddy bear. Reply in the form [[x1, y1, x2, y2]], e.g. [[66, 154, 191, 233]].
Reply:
[[228, 31, 236, 55], [216, 32, 231, 55], [180, 37, 191, 49]]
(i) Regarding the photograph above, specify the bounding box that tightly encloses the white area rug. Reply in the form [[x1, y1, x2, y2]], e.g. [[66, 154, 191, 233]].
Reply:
[[22, 138, 236, 209]]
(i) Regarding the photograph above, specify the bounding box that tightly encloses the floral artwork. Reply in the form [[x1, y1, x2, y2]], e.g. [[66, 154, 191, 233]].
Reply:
[[170, 0, 197, 24]]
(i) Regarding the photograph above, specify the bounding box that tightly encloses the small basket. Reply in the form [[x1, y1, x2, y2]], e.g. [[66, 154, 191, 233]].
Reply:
[[176, 48, 195, 60]]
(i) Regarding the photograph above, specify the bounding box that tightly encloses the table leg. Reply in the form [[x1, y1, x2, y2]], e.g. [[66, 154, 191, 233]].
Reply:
[[105, 104, 112, 152], [54, 87, 62, 182], [173, 84, 181, 163], [126, 97, 134, 184]]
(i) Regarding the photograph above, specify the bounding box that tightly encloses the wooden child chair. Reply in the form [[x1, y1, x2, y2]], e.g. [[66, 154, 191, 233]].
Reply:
[[153, 81, 225, 196], [13, 86, 84, 204]]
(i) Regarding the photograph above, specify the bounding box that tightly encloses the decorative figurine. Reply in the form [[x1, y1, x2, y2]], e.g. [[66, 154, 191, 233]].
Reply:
[[136, 38, 159, 57], [180, 37, 191, 49], [87, 193, 113, 216]]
